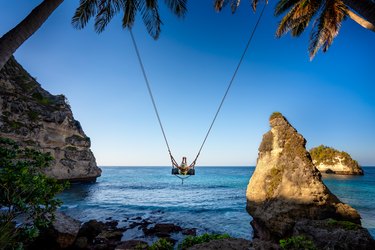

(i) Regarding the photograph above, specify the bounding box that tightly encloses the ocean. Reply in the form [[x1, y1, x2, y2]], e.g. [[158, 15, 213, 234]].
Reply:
[[58, 166, 375, 240]]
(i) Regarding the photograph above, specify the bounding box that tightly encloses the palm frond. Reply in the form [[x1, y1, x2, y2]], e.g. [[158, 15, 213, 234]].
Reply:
[[94, 0, 122, 33], [164, 0, 188, 17], [309, 0, 347, 59], [231, 0, 241, 13], [276, 0, 321, 37], [275, 0, 301, 16], [139, 0, 162, 39], [214, 0, 227, 12], [122, 0, 138, 29], [72, 0, 99, 29], [252, 0, 259, 12]]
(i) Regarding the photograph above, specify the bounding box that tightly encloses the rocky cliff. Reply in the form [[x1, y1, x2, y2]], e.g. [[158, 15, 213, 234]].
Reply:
[[0, 57, 101, 182], [246, 112, 374, 249], [310, 145, 364, 175]]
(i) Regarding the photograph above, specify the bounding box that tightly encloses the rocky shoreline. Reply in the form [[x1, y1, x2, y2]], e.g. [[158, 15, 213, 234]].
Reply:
[[29, 212, 252, 250]]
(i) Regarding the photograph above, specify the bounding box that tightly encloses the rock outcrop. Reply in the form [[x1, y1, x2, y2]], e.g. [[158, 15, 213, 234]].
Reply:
[[246, 112, 374, 249], [0, 57, 101, 182], [310, 145, 364, 175]]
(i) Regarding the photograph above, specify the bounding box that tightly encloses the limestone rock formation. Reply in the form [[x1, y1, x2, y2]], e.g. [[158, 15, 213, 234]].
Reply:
[[246, 112, 374, 248], [0, 57, 101, 182], [310, 145, 364, 175]]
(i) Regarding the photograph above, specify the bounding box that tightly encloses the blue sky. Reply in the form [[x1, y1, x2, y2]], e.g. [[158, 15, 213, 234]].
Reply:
[[1, 1, 375, 166]]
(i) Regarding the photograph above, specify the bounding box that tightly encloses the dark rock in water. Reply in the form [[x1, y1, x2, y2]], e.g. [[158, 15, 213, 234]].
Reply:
[[187, 238, 252, 250], [0, 57, 101, 182], [30, 211, 80, 249], [74, 236, 89, 249], [78, 220, 106, 241], [246, 112, 374, 248], [182, 228, 197, 236], [143, 223, 182, 237]]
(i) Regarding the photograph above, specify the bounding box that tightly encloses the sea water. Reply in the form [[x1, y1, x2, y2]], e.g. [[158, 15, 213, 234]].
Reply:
[[58, 166, 375, 239]]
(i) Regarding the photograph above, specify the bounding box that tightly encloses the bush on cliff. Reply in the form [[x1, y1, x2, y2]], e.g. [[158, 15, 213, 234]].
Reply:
[[178, 233, 231, 249], [0, 137, 66, 249], [279, 235, 316, 250]]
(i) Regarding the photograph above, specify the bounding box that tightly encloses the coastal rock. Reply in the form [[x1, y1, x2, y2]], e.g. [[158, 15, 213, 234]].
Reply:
[[0, 57, 101, 182], [30, 211, 81, 249], [310, 145, 364, 175], [246, 112, 373, 247], [143, 223, 182, 237]]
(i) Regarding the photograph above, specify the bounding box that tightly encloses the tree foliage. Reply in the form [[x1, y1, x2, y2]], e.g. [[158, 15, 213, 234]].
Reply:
[[72, 0, 188, 39], [0, 137, 66, 249]]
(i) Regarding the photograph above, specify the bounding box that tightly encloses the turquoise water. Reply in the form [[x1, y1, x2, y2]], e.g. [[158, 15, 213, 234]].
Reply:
[[58, 166, 375, 239]]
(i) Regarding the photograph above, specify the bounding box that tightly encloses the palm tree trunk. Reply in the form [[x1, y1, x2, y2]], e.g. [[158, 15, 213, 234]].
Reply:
[[343, 0, 375, 28], [347, 9, 375, 31], [0, 0, 64, 71]]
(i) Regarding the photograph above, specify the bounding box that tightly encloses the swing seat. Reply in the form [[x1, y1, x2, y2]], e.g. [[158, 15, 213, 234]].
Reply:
[[171, 168, 195, 175]]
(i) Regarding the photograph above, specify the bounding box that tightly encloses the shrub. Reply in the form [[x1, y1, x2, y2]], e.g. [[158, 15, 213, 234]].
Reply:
[[0, 138, 66, 249], [279, 235, 316, 250], [327, 218, 359, 230], [178, 233, 231, 250], [148, 238, 173, 250]]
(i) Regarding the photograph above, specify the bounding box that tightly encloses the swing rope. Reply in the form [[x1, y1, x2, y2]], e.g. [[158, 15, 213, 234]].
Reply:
[[129, 28, 173, 158], [129, 3, 266, 173]]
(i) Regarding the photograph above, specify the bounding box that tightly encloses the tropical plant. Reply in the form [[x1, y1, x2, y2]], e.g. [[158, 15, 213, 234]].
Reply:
[[0, 137, 66, 249], [279, 235, 316, 250], [148, 238, 174, 250], [0, 0, 188, 71], [178, 233, 231, 250], [214, 0, 375, 59]]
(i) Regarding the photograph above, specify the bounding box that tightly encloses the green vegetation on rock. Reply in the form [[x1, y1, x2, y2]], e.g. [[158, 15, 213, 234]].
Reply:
[[279, 235, 316, 250], [148, 238, 173, 250], [270, 112, 283, 120], [310, 145, 359, 168], [178, 233, 231, 250], [0, 137, 66, 249], [327, 218, 359, 230]]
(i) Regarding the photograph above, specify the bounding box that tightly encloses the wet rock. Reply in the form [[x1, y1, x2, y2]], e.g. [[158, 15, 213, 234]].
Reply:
[[182, 228, 197, 236], [78, 220, 105, 241], [144, 223, 182, 237]]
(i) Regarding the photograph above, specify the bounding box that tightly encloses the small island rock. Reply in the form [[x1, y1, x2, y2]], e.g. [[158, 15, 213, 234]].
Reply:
[[310, 145, 364, 175]]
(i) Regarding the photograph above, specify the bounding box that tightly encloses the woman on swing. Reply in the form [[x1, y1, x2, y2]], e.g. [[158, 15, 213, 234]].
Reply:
[[172, 156, 195, 175]]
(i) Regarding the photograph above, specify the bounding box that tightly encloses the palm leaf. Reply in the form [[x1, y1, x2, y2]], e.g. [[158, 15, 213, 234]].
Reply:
[[94, 0, 122, 33], [122, 0, 138, 29], [231, 0, 241, 13], [276, 0, 321, 37], [275, 0, 302, 16], [164, 0, 188, 17], [139, 0, 162, 39], [214, 0, 227, 12], [309, 0, 347, 59], [72, 0, 99, 29]]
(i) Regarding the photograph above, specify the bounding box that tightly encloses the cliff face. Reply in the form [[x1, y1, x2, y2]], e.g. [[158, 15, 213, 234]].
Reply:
[[0, 57, 101, 182], [246, 112, 374, 248], [310, 145, 364, 175]]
